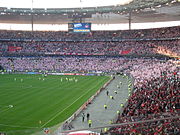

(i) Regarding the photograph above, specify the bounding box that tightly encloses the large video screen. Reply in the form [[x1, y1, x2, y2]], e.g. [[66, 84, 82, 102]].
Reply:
[[68, 23, 91, 33]]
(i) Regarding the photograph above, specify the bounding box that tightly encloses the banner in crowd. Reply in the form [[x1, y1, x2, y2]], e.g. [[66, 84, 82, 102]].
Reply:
[[120, 49, 132, 55], [8, 46, 22, 52]]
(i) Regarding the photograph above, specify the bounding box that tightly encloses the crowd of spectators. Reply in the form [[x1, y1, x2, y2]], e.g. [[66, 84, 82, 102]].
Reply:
[[0, 40, 179, 56], [125, 59, 179, 88], [0, 26, 179, 40], [0, 56, 137, 72], [123, 71, 179, 117], [109, 113, 179, 135], [109, 72, 180, 134], [0, 56, 179, 74], [109, 58, 180, 134], [0, 26, 179, 57]]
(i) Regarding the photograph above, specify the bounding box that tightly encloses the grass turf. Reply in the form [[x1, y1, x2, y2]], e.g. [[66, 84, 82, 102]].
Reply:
[[0, 74, 110, 135]]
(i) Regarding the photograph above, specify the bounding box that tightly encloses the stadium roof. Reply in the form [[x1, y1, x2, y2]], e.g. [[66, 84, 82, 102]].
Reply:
[[0, 0, 179, 30], [0, 0, 133, 8]]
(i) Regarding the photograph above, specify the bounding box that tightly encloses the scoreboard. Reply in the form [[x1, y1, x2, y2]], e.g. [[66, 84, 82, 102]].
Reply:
[[68, 23, 91, 33]]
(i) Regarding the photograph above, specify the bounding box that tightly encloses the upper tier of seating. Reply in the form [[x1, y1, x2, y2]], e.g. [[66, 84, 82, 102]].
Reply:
[[0, 26, 179, 41]]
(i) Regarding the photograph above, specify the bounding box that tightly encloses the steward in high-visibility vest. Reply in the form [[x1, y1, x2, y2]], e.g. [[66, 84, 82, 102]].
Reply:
[[109, 120, 113, 124], [88, 119, 92, 127], [117, 110, 120, 115], [120, 103, 124, 107], [104, 127, 108, 132], [110, 96, 114, 99], [104, 104, 107, 109]]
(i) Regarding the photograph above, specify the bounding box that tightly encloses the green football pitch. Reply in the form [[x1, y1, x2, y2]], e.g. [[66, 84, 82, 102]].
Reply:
[[0, 74, 110, 135]]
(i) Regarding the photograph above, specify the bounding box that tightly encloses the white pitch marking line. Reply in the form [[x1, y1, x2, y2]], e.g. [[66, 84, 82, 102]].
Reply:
[[0, 108, 11, 113], [0, 123, 39, 129], [0, 105, 13, 113]]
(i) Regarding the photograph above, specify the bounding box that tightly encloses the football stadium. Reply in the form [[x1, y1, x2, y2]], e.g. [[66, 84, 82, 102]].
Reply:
[[0, 0, 180, 135]]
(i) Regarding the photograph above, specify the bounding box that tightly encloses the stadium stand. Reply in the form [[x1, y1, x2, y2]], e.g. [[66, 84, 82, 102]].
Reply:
[[0, 26, 179, 135], [0, 26, 180, 58], [0, 57, 179, 73], [0, 26, 179, 40], [109, 71, 180, 134], [0, 40, 180, 56]]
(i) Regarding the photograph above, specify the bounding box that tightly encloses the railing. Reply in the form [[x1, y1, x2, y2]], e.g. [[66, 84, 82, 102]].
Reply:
[[59, 113, 180, 135], [0, 37, 179, 42]]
